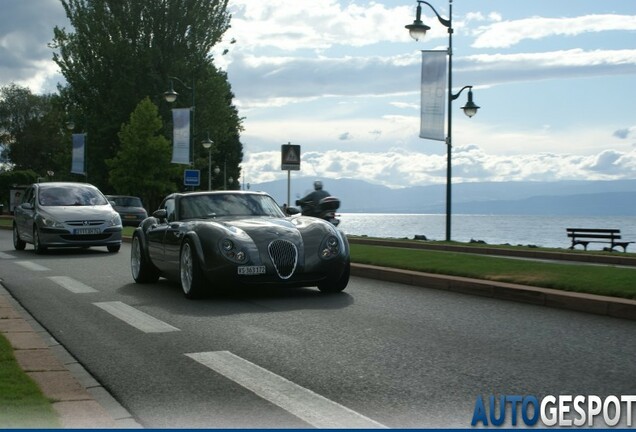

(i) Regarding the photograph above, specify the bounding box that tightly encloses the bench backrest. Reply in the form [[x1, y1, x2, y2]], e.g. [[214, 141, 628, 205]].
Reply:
[[566, 228, 621, 240]]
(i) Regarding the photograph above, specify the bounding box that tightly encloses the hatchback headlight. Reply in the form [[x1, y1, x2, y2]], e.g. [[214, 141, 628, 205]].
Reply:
[[40, 216, 65, 229], [108, 213, 122, 227]]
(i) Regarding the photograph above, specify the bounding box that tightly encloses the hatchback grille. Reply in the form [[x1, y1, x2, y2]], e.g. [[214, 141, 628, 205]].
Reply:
[[268, 240, 298, 280], [66, 220, 104, 227]]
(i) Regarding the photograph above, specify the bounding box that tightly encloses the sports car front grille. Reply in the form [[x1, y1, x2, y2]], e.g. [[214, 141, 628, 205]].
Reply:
[[268, 240, 298, 280]]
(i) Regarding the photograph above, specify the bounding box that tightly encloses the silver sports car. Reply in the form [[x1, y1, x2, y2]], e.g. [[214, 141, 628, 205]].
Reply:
[[131, 191, 350, 298]]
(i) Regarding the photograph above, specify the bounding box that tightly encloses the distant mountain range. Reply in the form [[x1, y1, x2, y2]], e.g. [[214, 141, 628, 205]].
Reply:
[[249, 177, 636, 216]]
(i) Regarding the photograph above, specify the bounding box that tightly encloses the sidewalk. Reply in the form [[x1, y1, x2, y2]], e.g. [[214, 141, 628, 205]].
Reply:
[[0, 285, 141, 429]]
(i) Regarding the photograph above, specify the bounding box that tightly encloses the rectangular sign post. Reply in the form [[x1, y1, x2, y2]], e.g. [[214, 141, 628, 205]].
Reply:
[[184, 169, 200, 188], [281, 143, 301, 207]]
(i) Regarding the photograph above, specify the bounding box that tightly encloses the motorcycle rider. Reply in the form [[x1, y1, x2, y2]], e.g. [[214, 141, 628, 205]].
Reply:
[[296, 180, 330, 217]]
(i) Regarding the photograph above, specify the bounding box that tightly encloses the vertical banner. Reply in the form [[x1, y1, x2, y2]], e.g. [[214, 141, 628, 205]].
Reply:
[[420, 50, 447, 141], [71, 133, 86, 174], [171, 108, 191, 164]]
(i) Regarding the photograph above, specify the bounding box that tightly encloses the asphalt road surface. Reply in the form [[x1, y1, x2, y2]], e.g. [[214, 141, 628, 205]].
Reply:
[[1, 230, 635, 428]]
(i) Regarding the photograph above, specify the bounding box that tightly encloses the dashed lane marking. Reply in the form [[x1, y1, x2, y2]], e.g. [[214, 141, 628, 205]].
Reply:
[[48, 276, 98, 293], [15, 261, 50, 271], [185, 351, 387, 429], [93, 301, 180, 333]]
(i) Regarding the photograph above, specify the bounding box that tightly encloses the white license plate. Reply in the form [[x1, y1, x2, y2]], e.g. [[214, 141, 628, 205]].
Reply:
[[74, 228, 100, 235], [238, 265, 266, 275]]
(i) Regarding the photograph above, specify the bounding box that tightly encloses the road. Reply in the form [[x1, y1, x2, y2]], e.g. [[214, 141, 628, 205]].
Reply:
[[1, 230, 635, 428]]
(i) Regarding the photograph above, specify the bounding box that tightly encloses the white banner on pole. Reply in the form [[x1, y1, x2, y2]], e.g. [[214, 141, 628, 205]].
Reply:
[[171, 108, 191, 164], [420, 50, 447, 141], [71, 133, 86, 174]]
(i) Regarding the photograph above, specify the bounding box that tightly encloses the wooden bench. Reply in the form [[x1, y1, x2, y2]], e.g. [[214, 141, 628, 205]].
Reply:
[[566, 228, 633, 252]]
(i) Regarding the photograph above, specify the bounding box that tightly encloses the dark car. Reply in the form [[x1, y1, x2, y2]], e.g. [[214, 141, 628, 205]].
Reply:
[[131, 191, 350, 299], [13, 182, 122, 254], [106, 195, 148, 226]]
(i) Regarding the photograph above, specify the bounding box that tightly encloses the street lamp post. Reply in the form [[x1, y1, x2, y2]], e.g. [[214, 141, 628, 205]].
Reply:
[[164, 76, 196, 165], [405, 0, 480, 242], [222, 159, 234, 190], [214, 165, 221, 189], [201, 134, 213, 191]]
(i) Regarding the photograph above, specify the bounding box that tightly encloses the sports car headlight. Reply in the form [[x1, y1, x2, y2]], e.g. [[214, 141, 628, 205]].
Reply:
[[222, 239, 234, 251], [219, 238, 247, 263], [320, 235, 340, 259]]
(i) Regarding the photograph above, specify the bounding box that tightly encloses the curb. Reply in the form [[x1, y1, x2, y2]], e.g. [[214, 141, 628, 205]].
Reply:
[[351, 263, 636, 321], [0, 285, 142, 429]]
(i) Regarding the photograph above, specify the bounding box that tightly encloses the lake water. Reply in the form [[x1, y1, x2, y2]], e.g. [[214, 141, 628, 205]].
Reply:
[[338, 213, 636, 250]]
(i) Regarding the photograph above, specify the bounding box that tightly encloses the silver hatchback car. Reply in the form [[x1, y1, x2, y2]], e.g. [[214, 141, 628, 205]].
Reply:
[[13, 182, 123, 254]]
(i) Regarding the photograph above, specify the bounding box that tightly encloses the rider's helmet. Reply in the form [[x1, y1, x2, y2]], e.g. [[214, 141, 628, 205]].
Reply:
[[314, 180, 323, 190]]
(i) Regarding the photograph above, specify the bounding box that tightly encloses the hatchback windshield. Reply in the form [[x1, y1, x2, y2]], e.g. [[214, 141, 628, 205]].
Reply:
[[39, 185, 109, 207], [111, 197, 143, 207]]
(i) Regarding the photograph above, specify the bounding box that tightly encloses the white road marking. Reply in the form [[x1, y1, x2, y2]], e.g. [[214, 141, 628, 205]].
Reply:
[[15, 261, 50, 271], [93, 301, 179, 333], [0, 252, 15, 259], [48, 276, 98, 294], [185, 351, 387, 429]]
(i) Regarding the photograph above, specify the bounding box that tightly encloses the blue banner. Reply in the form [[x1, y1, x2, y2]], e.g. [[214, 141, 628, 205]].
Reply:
[[71, 133, 86, 174], [171, 108, 191, 164]]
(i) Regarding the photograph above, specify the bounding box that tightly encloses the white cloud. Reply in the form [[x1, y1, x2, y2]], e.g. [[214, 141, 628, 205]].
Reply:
[[242, 146, 636, 188], [472, 14, 636, 49]]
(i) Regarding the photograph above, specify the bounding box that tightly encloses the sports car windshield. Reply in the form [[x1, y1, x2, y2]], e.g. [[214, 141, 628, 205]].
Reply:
[[38, 185, 109, 207], [179, 194, 285, 219]]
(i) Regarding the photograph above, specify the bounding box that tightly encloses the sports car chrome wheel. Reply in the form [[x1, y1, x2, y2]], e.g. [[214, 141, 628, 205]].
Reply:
[[131, 234, 159, 283], [180, 239, 205, 299], [13, 223, 25, 251]]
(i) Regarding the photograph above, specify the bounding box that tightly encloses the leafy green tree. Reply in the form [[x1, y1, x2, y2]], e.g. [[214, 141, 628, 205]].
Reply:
[[0, 84, 71, 180], [107, 97, 179, 210], [51, 0, 242, 192]]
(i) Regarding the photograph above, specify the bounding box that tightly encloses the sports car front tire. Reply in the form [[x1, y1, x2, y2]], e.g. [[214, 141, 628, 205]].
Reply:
[[180, 239, 206, 299], [131, 234, 160, 283], [318, 260, 350, 293]]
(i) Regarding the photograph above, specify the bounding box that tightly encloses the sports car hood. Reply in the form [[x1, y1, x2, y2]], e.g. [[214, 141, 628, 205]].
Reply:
[[221, 217, 301, 242], [218, 216, 335, 244]]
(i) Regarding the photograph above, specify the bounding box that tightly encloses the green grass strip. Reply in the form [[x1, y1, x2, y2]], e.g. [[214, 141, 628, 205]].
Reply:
[[0, 334, 60, 428], [350, 244, 636, 300]]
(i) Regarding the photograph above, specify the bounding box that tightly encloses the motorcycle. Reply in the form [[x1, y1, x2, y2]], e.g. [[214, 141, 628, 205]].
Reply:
[[292, 196, 341, 226]]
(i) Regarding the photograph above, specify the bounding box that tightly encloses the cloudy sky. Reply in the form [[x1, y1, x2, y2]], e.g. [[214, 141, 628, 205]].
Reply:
[[2, 0, 636, 189]]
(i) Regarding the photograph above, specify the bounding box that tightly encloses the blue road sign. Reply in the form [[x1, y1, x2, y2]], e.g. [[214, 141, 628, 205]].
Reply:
[[184, 169, 200, 187]]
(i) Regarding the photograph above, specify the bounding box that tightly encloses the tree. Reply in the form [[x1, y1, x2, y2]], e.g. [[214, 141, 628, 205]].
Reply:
[[50, 0, 242, 192], [0, 84, 71, 179], [107, 97, 179, 210]]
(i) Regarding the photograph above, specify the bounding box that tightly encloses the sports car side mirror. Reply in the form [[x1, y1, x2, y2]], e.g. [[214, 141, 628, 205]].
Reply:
[[286, 207, 300, 215], [152, 209, 167, 221]]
